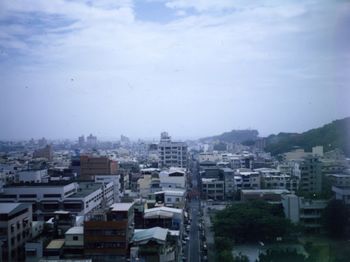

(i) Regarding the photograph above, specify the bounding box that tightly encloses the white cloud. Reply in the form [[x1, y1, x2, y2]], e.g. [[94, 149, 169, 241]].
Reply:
[[0, 0, 349, 139]]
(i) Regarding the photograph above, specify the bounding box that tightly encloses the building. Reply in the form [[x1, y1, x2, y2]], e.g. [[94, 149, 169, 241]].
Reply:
[[158, 132, 187, 168], [154, 190, 186, 208], [84, 203, 134, 261], [201, 178, 225, 200], [33, 145, 53, 161], [299, 156, 322, 193], [130, 227, 180, 262], [78, 136, 85, 147], [282, 194, 328, 232], [80, 155, 118, 180], [63, 226, 84, 259], [143, 207, 183, 232], [159, 168, 186, 190], [0, 181, 115, 221], [332, 186, 350, 205], [327, 174, 350, 187], [86, 134, 97, 147], [238, 171, 261, 189], [0, 203, 32, 261], [241, 189, 290, 202], [17, 169, 49, 183]]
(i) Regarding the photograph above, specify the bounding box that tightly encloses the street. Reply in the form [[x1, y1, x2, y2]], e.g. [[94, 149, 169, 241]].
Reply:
[[186, 159, 202, 262]]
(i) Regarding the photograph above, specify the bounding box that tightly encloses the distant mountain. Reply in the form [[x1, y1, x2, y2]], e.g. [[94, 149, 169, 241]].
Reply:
[[265, 117, 350, 156], [200, 129, 259, 143]]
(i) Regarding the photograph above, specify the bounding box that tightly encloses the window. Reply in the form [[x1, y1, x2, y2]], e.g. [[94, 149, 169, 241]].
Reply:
[[73, 236, 79, 241]]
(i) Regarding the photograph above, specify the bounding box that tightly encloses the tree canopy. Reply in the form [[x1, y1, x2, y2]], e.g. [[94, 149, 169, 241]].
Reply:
[[213, 201, 294, 243]]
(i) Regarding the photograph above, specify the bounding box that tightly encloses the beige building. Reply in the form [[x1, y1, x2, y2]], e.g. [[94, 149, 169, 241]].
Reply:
[[0, 203, 33, 262]]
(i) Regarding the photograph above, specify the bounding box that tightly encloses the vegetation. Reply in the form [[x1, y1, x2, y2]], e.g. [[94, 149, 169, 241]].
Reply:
[[213, 201, 294, 243], [200, 129, 259, 143], [259, 249, 307, 262], [264, 117, 350, 156], [322, 199, 349, 239]]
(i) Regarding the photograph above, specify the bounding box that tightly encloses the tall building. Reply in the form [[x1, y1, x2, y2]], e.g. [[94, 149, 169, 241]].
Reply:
[[80, 155, 118, 180], [86, 134, 97, 147], [78, 135, 85, 147], [299, 156, 322, 193], [158, 132, 187, 168], [0, 203, 33, 261], [33, 145, 53, 161]]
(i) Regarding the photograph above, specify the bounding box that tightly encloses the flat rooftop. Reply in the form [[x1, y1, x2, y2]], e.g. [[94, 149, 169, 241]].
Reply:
[[46, 239, 65, 250], [241, 189, 290, 194], [110, 202, 134, 211], [4, 181, 74, 188], [0, 203, 22, 214], [68, 182, 101, 198]]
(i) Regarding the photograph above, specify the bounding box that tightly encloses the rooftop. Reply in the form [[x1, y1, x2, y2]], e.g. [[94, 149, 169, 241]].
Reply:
[[110, 202, 134, 211], [0, 203, 22, 214], [46, 239, 65, 250], [132, 227, 168, 244], [241, 189, 290, 194], [68, 182, 101, 198], [65, 226, 84, 235], [4, 181, 74, 188], [154, 190, 185, 196]]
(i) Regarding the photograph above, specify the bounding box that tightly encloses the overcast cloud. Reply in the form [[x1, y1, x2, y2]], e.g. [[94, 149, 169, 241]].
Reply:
[[0, 0, 349, 140]]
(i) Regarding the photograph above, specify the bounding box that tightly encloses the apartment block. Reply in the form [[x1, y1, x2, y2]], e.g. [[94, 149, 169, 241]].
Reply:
[[84, 203, 134, 261], [80, 155, 118, 180], [0, 203, 32, 261], [158, 132, 187, 168]]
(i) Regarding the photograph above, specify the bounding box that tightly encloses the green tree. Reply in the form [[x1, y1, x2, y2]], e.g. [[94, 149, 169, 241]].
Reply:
[[213, 201, 295, 243], [322, 199, 349, 238], [259, 249, 306, 262]]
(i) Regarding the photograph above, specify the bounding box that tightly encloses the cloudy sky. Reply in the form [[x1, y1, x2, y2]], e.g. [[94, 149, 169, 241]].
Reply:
[[0, 0, 349, 140]]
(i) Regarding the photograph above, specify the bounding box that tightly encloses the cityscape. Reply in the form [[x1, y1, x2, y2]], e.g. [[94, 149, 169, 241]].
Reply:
[[1, 119, 350, 262], [1, 0, 350, 262]]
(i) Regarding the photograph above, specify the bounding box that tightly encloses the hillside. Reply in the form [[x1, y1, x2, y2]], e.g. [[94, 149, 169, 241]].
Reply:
[[265, 117, 350, 156], [200, 129, 259, 143]]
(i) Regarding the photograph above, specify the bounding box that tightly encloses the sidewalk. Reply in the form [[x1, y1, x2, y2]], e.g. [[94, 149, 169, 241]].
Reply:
[[202, 202, 215, 262]]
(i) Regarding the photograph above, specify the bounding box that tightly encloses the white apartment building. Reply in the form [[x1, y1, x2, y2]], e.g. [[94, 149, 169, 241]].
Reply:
[[0, 181, 115, 221], [154, 190, 186, 208], [17, 169, 49, 183], [158, 132, 187, 168], [159, 169, 186, 190]]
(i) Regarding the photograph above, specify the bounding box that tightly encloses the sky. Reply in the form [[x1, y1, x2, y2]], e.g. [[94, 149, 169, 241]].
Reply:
[[0, 0, 349, 141]]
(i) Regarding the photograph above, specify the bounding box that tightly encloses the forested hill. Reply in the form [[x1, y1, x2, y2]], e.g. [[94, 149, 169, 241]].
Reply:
[[265, 117, 350, 156], [200, 129, 259, 143]]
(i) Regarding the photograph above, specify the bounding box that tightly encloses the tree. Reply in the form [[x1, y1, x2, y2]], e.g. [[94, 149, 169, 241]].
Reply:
[[213, 201, 295, 243], [322, 199, 349, 238], [259, 249, 306, 262]]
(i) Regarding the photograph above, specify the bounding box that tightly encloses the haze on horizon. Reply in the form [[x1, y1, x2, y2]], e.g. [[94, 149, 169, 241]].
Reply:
[[0, 0, 349, 141]]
